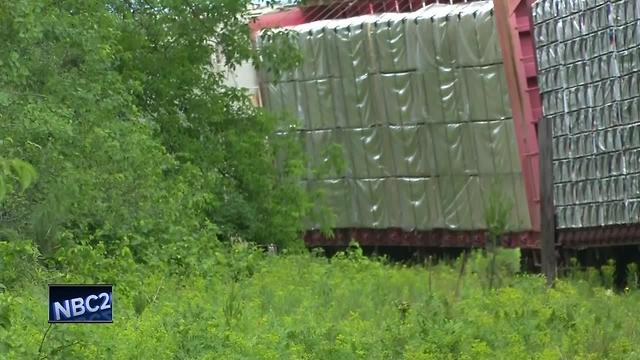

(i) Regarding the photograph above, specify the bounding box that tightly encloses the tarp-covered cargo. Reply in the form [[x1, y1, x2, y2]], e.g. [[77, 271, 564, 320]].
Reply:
[[533, 0, 640, 229], [259, 1, 532, 233]]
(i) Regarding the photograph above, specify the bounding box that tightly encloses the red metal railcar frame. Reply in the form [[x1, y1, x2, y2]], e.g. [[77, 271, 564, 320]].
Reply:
[[304, 229, 540, 248]]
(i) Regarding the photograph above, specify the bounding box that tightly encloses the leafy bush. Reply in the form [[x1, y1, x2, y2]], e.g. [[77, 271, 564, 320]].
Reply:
[[0, 239, 41, 290], [467, 248, 521, 289], [0, 0, 308, 258]]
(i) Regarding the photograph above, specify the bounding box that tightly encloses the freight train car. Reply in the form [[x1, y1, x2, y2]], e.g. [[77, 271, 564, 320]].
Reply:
[[254, 0, 541, 253], [252, 0, 640, 272], [531, 0, 640, 275]]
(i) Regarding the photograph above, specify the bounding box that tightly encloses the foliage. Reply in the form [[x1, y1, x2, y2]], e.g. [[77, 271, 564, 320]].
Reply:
[[0, 158, 36, 203], [484, 183, 512, 244], [4, 246, 640, 359], [6, 1, 636, 359], [627, 262, 638, 290], [0, 0, 307, 258], [601, 259, 616, 289], [466, 248, 521, 288], [482, 183, 513, 289], [256, 28, 304, 81]]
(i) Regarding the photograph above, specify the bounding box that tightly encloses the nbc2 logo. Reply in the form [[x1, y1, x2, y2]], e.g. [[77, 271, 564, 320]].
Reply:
[[48, 285, 113, 323], [52, 292, 111, 321]]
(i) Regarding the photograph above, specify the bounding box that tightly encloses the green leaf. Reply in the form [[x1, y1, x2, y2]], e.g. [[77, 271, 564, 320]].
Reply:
[[9, 159, 36, 192]]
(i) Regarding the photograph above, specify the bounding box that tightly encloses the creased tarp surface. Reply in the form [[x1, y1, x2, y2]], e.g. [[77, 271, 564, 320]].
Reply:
[[534, 0, 640, 228], [259, 1, 531, 232]]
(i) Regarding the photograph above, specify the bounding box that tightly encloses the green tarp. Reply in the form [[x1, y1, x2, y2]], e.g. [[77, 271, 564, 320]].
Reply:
[[259, 1, 531, 232]]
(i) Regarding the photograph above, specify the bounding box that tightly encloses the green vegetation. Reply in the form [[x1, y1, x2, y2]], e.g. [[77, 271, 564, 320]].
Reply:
[[0, 158, 36, 203], [4, 243, 640, 359], [1, 1, 638, 359], [0, 0, 309, 259]]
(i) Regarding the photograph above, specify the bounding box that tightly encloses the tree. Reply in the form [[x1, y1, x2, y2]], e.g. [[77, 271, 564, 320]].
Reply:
[[484, 184, 512, 289], [0, 0, 306, 260]]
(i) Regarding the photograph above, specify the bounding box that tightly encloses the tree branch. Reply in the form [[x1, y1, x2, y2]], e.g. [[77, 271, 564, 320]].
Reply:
[[38, 323, 53, 357]]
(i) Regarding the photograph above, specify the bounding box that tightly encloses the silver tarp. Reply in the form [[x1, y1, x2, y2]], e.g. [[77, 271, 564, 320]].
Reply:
[[534, 0, 640, 228], [259, 1, 532, 232]]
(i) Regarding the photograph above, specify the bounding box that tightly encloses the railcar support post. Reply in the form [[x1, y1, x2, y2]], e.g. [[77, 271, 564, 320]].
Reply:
[[539, 116, 556, 286], [492, 0, 553, 283]]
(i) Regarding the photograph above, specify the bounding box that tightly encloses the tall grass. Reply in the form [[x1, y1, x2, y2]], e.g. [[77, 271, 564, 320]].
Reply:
[[3, 242, 640, 359]]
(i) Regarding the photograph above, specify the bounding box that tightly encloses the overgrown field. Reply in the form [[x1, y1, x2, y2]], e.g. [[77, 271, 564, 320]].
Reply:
[[1, 3, 639, 358], [3, 241, 640, 359]]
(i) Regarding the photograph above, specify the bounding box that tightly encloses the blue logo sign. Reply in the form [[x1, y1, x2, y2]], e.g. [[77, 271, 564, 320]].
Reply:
[[48, 284, 113, 323]]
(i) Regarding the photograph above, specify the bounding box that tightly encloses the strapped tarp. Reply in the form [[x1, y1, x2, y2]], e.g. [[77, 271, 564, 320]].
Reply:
[[259, 1, 532, 232], [534, 0, 640, 228]]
